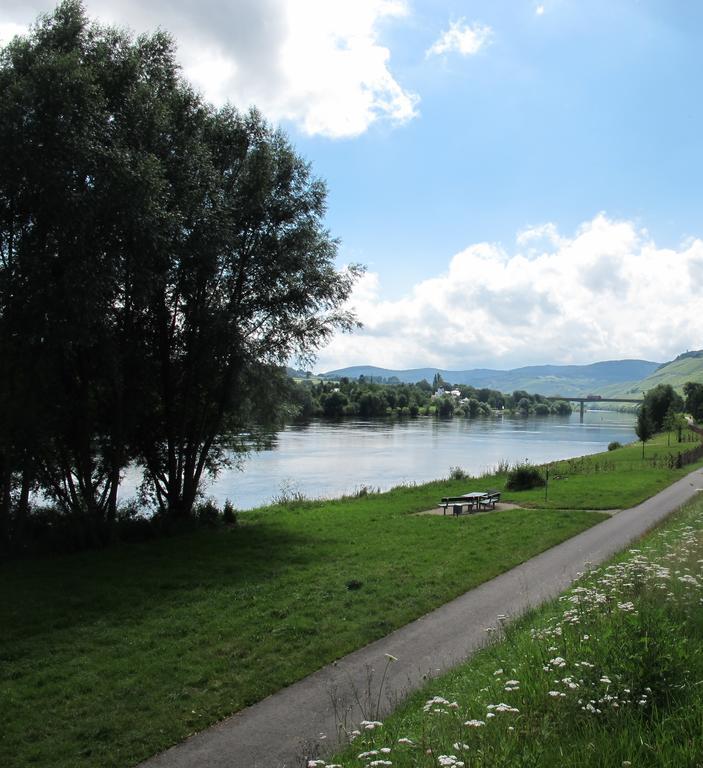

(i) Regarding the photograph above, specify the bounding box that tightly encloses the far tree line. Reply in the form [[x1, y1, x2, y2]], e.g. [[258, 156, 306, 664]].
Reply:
[[287, 376, 574, 420]]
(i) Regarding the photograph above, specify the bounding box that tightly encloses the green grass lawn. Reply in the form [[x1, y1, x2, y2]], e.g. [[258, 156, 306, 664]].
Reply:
[[502, 432, 703, 509], [1, 432, 700, 767], [329, 495, 703, 768]]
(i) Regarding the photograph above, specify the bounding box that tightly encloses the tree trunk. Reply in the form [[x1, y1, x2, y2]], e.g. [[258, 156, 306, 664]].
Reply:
[[15, 455, 33, 548], [0, 455, 11, 550]]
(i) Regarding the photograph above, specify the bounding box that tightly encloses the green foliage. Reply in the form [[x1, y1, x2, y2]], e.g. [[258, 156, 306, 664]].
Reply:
[[635, 406, 656, 457], [684, 381, 703, 421], [437, 395, 455, 418], [608, 440, 622, 451], [288, 378, 571, 421], [0, 1, 358, 542], [552, 399, 573, 415], [320, 390, 348, 419], [505, 462, 545, 491], [194, 500, 220, 528], [222, 499, 237, 525], [642, 383, 683, 430]]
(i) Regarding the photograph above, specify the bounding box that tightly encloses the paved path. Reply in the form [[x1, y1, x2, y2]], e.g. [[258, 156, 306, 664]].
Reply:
[[141, 468, 703, 768]]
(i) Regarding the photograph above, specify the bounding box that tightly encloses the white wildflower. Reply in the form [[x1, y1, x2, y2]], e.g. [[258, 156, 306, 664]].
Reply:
[[438, 756, 464, 767]]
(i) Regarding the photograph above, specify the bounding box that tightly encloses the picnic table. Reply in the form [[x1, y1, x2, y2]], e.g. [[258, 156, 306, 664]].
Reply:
[[439, 489, 501, 516]]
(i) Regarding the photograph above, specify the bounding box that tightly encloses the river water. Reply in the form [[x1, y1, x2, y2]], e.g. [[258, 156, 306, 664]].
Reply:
[[190, 409, 635, 510]]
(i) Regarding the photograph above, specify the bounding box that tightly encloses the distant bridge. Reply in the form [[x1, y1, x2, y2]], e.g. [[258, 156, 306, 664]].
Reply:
[[546, 395, 643, 421]]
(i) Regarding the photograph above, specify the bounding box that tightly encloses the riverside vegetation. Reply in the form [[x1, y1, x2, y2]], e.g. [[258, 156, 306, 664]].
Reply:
[[326, 496, 703, 768], [2, 432, 703, 768], [286, 376, 574, 420]]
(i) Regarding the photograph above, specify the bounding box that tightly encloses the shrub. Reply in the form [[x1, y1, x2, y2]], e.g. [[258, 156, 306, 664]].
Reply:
[[449, 466, 468, 481], [272, 479, 308, 508], [505, 462, 545, 491], [608, 440, 622, 451], [222, 499, 237, 525], [115, 503, 155, 542], [195, 499, 220, 527]]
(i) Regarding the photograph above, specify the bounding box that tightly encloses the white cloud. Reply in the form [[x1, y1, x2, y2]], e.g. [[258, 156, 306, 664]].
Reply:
[[317, 214, 703, 371], [536, 4, 546, 16], [426, 18, 492, 58], [0, 0, 418, 139], [0, 21, 27, 46]]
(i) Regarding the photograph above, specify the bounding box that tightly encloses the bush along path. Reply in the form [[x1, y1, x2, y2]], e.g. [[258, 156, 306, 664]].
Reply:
[[140, 467, 703, 768]]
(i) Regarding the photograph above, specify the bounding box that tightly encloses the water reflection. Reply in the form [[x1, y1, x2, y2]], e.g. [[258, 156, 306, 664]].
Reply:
[[199, 410, 636, 510]]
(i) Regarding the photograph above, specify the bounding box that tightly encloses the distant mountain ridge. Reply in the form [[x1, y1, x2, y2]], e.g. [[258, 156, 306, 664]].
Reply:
[[600, 351, 703, 398], [319, 360, 661, 397]]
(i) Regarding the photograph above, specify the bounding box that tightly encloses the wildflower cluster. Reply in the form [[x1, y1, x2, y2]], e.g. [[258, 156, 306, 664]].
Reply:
[[325, 506, 703, 766]]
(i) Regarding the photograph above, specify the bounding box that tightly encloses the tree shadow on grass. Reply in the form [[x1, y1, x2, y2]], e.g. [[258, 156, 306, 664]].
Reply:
[[1, 522, 315, 644]]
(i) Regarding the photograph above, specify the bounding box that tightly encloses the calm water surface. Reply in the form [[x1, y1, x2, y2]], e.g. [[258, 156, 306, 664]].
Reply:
[[197, 410, 636, 509]]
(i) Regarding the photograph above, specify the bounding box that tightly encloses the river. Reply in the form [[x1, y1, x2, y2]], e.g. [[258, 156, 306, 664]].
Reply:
[[182, 409, 635, 510]]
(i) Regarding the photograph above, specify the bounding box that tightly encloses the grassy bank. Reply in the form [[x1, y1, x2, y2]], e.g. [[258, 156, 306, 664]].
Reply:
[[328, 496, 703, 768], [1, 433, 700, 767]]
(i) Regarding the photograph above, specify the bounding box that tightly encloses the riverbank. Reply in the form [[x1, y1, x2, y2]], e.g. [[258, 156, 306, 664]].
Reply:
[[328, 484, 703, 768], [2, 433, 700, 768], [205, 410, 638, 509]]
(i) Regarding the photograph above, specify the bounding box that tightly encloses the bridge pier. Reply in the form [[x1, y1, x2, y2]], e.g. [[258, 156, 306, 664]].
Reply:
[[545, 395, 643, 421]]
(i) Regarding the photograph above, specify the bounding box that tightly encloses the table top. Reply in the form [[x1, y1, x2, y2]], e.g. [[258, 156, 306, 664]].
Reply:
[[461, 491, 488, 500]]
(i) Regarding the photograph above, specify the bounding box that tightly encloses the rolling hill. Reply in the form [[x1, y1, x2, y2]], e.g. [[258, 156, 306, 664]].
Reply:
[[599, 351, 703, 397], [318, 360, 661, 397]]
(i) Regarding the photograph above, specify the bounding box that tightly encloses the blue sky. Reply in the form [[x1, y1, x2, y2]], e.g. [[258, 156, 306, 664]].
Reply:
[[3, 1, 703, 371]]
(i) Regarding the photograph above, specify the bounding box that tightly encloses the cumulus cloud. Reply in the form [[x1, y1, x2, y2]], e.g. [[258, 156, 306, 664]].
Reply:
[[0, 0, 418, 139], [0, 22, 26, 46], [426, 18, 492, 58], [317, 214, 703, 371]]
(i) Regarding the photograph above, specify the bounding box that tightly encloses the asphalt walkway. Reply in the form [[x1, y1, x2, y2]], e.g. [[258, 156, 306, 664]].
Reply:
[[141, 467, 703, 768]]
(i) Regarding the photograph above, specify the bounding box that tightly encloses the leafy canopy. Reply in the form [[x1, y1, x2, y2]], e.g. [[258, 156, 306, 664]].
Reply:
[[0, 0, 360, 541]]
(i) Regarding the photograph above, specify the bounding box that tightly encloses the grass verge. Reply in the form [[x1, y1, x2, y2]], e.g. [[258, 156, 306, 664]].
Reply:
[[1, 432, 700, 767], [327, 496, 703, 767]]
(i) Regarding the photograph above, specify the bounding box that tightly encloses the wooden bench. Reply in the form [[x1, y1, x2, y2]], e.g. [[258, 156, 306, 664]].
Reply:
[[439, 493, 485, 515], [479, 489, 501, 510]]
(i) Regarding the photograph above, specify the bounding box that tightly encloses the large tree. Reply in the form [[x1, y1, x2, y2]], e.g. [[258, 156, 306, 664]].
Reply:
[[0, 1, 359, 539], [684, 382, 703, 422], [135, 106, 360, 518], [635, 405, 655, 459], [641, 384, 683, 431]]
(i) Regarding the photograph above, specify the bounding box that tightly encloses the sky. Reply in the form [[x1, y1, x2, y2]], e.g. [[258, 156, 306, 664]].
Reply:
[[3, 1, 703, 372]]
